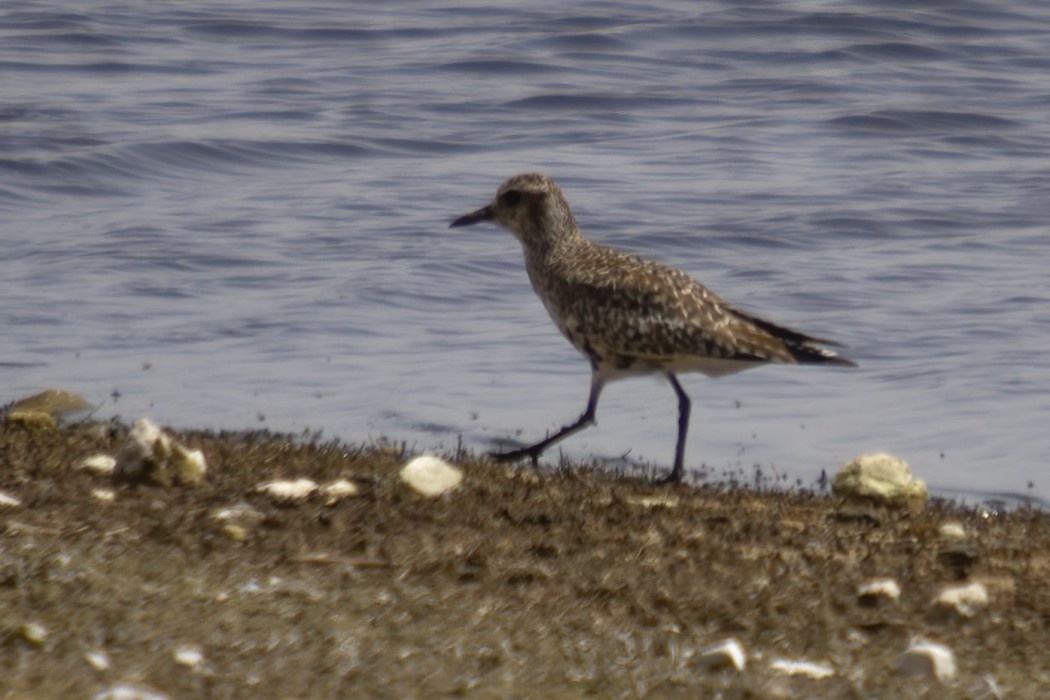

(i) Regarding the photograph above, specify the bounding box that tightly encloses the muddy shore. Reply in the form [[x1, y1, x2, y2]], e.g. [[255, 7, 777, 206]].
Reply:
[[0, 416, 1046, 698]]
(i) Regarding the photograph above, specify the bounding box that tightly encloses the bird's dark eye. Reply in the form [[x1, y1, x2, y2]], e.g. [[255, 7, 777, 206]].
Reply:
[[501, 190, 522, 207]]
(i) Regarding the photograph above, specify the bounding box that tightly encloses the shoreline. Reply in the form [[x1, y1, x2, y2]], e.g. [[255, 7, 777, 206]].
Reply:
[[0, 416, 1046, 697]]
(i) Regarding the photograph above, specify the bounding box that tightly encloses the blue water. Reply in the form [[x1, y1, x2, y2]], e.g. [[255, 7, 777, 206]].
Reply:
[[3, 1, 1049, 503]]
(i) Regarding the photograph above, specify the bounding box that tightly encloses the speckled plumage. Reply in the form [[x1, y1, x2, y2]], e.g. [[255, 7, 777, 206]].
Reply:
[[451, 173, 855, 483]]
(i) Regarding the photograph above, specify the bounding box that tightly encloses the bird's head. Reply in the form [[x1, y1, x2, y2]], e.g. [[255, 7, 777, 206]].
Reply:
[[450, 173, 577, 247]]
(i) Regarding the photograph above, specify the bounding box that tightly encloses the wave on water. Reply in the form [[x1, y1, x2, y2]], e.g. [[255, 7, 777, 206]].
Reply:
[[829, 110, 1020, 134], [2, 0, 1049, 501]]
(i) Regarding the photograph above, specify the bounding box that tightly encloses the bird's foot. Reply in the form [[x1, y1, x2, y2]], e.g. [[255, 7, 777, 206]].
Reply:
[[655, 467, 684, 486]]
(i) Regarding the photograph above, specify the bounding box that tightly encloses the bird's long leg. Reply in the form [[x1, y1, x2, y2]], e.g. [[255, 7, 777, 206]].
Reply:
[[490, 374, 605, 465], [659, 373, 692, 484]]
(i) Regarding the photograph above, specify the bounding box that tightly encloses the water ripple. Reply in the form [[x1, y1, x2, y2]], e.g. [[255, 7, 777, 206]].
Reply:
[[829, 110, 1019, 134], [1, 0, 1048, 502]]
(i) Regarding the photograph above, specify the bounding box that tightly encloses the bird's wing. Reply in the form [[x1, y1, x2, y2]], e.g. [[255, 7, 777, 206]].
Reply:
[[552, 245, 846, 365]]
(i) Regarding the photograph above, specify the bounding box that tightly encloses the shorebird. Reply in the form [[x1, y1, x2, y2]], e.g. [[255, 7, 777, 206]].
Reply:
[[450, 173, 855, 483]]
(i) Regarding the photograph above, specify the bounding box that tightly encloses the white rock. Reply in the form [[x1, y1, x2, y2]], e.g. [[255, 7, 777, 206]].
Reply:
[[0, 491, 21, 508], [221, 524, 249, 542], [174, 447, 207, 485], [115, 418, 207, 486], [91, 488, 116, 503], [938, 521, 967, 539], [84, 648, 112, 671], [210, 503, 265, 524], [78, 454, 117, 476], [211, 503, 262, 540], [769, 659, 835, 679], [92, 683, 169, 700], [322, 478, 359, 504], [697, 638, 746, 671], [119, 418, 166, 478], [899, 640, 956, 682], [858, 578, 901, 603], [400, 455, 462, 497], [935, 581, 989, 617], [173, 644, 204, 668], [832, 453, 928, 509], [257, 478, 318, 504], [17, 622, 47, 646]]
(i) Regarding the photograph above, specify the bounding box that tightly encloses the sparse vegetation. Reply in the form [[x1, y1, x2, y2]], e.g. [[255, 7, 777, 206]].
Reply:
[[0, 418, 1046, 698]]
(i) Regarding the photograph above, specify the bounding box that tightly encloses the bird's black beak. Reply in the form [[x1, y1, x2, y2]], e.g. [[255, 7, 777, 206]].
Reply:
[[449, 205, 493, 228]]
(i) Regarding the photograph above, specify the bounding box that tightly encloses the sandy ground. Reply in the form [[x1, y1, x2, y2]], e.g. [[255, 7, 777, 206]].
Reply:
[[0, 415, 1046, 699]]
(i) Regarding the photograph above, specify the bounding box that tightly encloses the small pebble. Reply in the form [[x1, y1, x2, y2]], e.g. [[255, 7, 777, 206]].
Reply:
[[210, 503, 265, 524], [256, 478, 318, 504], [91, 488, 116, 503], [173, 644, 204, 668], [858, 578, 901, 605], [769, 659, 835, 679], [400, 455, 462, 497], [17, 622, 48, 647], [696, 638, 746, 671], [935, 581, 989, 617], [78, 454, 117, 476], [84, 648, 112, 671], [322, 478, 359, 505], [938, 521, 967, 539], [172, 447, 207, 485], [221, 524, 249, 542], [0, 491, 21, 508], [899, 640, 956, 682], [92, 683, 169, 700]]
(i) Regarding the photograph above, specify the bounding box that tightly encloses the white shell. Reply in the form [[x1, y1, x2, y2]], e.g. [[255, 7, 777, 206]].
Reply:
[[400, 455, 462, 497]]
